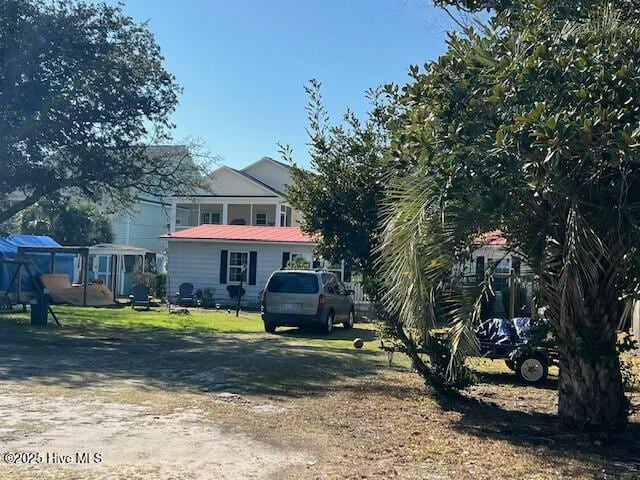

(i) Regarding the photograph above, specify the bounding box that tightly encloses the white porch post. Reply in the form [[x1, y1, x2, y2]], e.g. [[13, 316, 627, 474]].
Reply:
[[633, 300, 640, 344], [250, 204, 253, 226], [276, 202, 282, 226], [169, 201, 177, 233], [197, 203, 201, 226], [222, 202, 229, 225]]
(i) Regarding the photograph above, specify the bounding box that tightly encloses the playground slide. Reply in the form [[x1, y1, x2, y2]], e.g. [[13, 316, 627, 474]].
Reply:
[[40, 274, 115, 306]]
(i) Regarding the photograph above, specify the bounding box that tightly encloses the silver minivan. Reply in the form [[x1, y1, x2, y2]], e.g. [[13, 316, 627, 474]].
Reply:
[[261, 270, 355, 334]]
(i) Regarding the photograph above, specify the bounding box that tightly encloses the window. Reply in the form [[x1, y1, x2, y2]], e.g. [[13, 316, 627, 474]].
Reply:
[[255, 212, 267, 225], [289, 253, 311, 269], [228, 252, 248, 283], [267, 272, 319, 293], [201, 212, 221, 225], [280, 205, 287, 227], [321, 273, 339, 294]]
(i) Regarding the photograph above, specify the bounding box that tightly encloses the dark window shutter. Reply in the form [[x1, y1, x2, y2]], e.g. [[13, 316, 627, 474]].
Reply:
[[249, 251, 257, 285], [281, 252, 290, 269], [343, 264, 352, 282], [475, 256, 485, 284], [220, 250, 228, 284]]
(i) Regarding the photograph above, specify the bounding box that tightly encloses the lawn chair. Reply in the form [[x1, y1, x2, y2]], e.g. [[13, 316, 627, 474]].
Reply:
[[129, 284, 152, 310], [175, 282, 199, 307]]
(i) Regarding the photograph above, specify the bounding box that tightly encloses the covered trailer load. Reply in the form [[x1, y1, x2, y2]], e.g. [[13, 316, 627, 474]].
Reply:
[[0, 235, 75, 303]]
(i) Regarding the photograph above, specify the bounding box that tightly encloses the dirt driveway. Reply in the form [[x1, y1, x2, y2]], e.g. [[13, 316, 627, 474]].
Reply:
[[0, 307, 639, 479]]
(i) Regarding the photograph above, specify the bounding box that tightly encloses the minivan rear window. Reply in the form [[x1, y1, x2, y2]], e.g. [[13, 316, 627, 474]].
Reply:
[[267, 273, 319, 294]]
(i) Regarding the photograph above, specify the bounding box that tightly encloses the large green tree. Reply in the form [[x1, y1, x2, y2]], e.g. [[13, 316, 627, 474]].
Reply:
[[285, 80, 398, 287], [380, 1, 640, 431], [19, 197, 113, 246], [0, 0, 201, 224]]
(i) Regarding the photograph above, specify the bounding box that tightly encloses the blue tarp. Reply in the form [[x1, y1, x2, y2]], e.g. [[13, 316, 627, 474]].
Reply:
[[0, 235, 75, 296]]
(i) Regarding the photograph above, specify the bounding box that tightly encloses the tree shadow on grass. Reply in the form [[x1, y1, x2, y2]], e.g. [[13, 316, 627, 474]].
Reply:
[[0, 315, 384, 398], [276, 325, 378, 343], [433, 382, 640, 478], [472, 367, 560, 391]]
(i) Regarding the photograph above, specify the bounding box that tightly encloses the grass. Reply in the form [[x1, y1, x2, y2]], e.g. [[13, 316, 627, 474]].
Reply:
[[7, 304, 265, 333], [0, 305, 383, 397], [1, 305, 639, 479]]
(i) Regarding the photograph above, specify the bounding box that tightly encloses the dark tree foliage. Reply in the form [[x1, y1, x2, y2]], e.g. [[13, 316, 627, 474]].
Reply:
[[0, 0, 201, 224], [285, 80, 399, 289], [19, 197, 113, 246], [381, 0, 640, 431]]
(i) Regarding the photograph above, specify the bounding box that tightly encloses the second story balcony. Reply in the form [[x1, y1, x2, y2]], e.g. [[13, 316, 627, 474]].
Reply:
[[171, 200, 296, 231]]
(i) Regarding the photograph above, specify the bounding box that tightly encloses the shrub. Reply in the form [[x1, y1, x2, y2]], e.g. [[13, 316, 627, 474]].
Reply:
[[226, 284, 245, 300], [155, 273, 167, 300], [195, 288, 216, 308]]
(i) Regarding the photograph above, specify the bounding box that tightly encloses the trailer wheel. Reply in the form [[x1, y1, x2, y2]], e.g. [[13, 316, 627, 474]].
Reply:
[[515, 353, 548, 385]]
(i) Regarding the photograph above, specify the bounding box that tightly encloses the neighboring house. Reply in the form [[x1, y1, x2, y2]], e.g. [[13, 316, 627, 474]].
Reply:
[[458, 230, 533, 317], [169, 156, 303, 232], [163, 224, 315, 305], [5, 145, 190, 295], [164, 157, 322, 304]]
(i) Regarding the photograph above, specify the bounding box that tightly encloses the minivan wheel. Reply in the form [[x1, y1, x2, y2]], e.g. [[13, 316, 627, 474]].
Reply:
[[343, 310, 354, 329], [264, 322, 277, 334], [322, 312, 334, 335]]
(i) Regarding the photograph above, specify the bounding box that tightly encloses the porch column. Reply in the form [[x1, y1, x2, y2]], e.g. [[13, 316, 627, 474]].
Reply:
[[276, 202, 282, 226], [633, 300, 640, 344], [250, 204, 253, 226], [222, 202, 229, 225], [169, 201, 177, 232]]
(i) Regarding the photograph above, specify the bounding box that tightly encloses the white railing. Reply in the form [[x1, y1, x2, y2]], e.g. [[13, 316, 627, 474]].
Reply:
[[345, 282, 369, 303]]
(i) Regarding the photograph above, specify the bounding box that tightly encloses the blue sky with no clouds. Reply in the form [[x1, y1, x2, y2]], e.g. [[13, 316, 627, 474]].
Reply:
[[106, 1, 456, 168]]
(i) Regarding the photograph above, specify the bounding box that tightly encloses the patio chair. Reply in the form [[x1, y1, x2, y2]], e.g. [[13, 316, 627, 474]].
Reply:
[[129, 284, 152, 310], [175, 282, 199, 307]]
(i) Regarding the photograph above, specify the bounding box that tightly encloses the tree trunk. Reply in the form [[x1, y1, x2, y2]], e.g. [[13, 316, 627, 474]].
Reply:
[[558, 336, 627, 431], [555, 288, 628, 431]]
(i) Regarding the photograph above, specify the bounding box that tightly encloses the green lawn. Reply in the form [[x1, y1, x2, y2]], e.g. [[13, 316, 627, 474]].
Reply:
[[0, 305, 382, 397], [8, 304, 264, 332]]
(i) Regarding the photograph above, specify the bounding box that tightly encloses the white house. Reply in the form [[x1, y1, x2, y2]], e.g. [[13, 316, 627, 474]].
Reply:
[[163, 156, 327, 304], [163, 224, 315, 305], [168, 156, 303, 232]]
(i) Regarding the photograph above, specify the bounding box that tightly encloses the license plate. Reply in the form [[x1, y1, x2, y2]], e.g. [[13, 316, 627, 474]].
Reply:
[[282, 303, 302, 311]]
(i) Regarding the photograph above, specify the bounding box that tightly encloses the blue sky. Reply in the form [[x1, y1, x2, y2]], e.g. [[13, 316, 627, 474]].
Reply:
[[111, 1, 456, 169]]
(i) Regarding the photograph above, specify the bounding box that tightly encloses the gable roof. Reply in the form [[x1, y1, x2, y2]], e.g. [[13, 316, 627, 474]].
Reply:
[[200, 166, 284, 197], [241, 156, 291, 174], [230, 167, 285, 196], [162, 224, 315, 244]]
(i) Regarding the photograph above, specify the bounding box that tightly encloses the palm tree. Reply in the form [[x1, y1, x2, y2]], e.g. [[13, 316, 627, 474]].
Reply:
[[378, 2, 640, 431]]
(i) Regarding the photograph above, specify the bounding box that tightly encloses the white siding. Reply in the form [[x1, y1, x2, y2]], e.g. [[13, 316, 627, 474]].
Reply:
[[204, 167, 277, 196], [110, 201, 169, 254], [167, 240, 315, 305], [242, 159, 293, 194]]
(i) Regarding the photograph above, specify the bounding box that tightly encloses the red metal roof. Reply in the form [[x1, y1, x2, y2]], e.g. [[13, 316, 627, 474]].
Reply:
[[162, 224, 315, 244], [476, 229, 507, 246]]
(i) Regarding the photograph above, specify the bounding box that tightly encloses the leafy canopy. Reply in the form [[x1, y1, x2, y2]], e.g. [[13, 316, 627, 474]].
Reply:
[[379, 0, 640, 429], [0, 0, 202, 223], [285, 80, 398, 282], [19, 196, 113, 246]]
